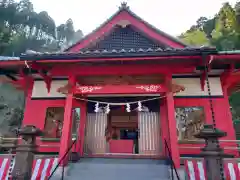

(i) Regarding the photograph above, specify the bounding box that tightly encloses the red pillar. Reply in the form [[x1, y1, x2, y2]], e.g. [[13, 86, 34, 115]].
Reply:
[[22, 79, 35, 126], [216, 85, 238, 155], [160, 99, 168, 156], [165, 75, 180, 168], [59, 76, 76, 166], [76, 101, 87, 156]]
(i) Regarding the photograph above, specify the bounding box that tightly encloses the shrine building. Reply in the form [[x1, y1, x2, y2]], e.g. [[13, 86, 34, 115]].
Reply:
[[1, 2, 240, 173]]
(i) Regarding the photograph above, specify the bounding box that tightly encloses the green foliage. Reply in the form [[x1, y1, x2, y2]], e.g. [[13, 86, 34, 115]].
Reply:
[[229, 93, 240, 121], [0, 0, 83, 55], [179, 29, 209, 46]]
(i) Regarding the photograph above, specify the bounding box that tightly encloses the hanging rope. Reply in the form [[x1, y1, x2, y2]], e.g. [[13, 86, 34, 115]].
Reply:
[[24, 61, 31, 91], [204, 55, 225, 180], [73, 96, 164, 105]]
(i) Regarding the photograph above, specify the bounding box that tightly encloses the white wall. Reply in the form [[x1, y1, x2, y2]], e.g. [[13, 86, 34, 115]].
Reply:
[[32, 80, 67, 98], [31, 77, 223, 98], [173, 77, 223, 97]]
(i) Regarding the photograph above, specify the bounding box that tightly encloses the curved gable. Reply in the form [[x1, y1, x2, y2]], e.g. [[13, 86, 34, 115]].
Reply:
[[82, 25, 169, 51], [66, 3, 187, 52]]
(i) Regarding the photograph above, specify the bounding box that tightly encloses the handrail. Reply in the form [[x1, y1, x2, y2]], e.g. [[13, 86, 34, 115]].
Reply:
[[164, 139, 180, 180], [0, 144, 61, 148], [178, 139, 240, 143], [4, 136, 240, 143], [0, 137, 76, 141], [179, 146, 240, 150], [48, 139, 77, 180]]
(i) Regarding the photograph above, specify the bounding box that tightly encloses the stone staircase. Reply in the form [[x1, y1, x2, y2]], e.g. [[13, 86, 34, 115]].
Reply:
[[53, 158, 176, 180]]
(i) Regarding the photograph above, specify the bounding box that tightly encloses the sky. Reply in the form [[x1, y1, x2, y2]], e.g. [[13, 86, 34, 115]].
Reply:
[[30, 0, 239, 36]]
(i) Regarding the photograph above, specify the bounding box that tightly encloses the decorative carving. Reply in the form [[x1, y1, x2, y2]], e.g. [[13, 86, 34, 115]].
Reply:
[[57, 83, 72, 94], [117, 20, 131, 28], [77, 86, 102, 93], [171, 83, 185, 93], [135, 85, 161, 92], [119, 2, 129, 9]]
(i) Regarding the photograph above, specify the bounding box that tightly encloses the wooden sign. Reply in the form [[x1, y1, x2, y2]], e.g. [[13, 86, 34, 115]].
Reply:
[[74, 84, 166, 94]]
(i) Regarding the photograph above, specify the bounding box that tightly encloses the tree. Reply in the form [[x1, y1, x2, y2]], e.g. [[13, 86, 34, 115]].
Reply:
[[209, 2, 239, 50], [179, 29, 209, 46], [196, 17, 208, 30], [202, 18, 216, 39], [0, 0, 83, 55]]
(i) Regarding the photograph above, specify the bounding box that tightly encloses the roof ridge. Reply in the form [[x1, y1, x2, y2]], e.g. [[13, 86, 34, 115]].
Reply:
[[124, 8, 187, 47], [22, 47, 216, 57]]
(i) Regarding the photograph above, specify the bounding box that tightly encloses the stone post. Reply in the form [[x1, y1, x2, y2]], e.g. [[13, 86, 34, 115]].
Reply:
[[194, 124, 233, 180], [11, 125, 42, 180]]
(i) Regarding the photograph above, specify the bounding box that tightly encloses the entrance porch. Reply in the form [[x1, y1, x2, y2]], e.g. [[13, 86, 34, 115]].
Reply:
[[83, 96, 161, 156], [55, 74, 181, 167]]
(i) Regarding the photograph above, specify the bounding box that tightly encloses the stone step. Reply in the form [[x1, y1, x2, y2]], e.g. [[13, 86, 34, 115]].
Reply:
[[62, 158, 172, 180]]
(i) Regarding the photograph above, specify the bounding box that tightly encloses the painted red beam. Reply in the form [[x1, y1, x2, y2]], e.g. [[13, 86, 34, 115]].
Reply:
[[18, 54, 240, 65], [220, 69, 240, 94], [31, 56, 201, 63], [0, 56, 200, 67], [199, 56, 213, 91], [0, 60, 25, 67], [213, 54, 240, 60], [225, 75, 240, 88], [16, 54, 240, 65], [73, 84, 166, 95], [51, 64, 195, 76], [200, 70, 206, 91], [2, 54, 240, 68], [221, 64, 234, 87]]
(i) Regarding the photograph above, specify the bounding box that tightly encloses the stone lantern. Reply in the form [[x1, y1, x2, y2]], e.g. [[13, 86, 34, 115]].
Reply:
[[11, 125, 42, 180], [194, 124, 233, 180]]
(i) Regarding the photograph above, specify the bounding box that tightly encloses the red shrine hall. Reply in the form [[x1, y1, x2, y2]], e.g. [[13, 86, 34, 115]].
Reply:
[[1, 3, 240, 169]]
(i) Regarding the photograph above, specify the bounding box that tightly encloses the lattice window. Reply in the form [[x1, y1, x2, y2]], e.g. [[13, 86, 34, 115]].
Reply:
[[84, 25, 166, 51]]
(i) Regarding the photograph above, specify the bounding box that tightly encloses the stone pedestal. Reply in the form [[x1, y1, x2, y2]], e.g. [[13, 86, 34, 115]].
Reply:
[[195, 124, 233, 180], [11, 125, 42, 180]]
